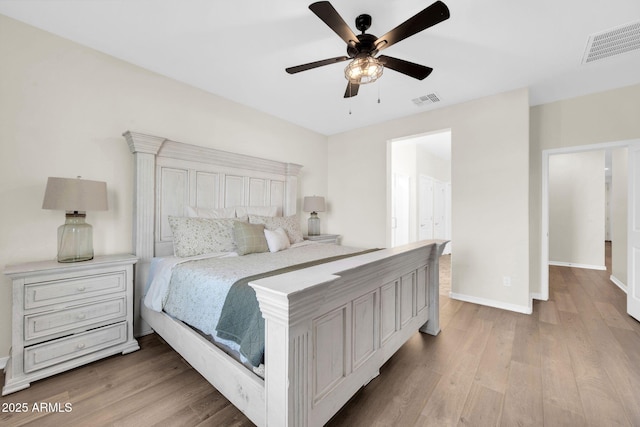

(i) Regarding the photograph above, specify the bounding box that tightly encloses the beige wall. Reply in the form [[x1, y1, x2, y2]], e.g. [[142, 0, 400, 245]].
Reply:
[[0, 15, 328, 358], [530, 84, 640, 296], [328, 88, 531, 313], [417, 144, 451, 183], [548, 151, 605, 268]]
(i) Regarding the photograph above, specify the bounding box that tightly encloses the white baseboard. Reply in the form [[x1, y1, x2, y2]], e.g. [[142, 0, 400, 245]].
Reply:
[[449, 292, 532, 315], [549, 261, 606, 271], [610, 275, 627, 293], [0, 356, 8, 370], [530, 292, 547, 301]]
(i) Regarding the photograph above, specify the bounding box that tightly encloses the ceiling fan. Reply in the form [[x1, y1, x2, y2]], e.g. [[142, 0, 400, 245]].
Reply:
[[286, 1, 450, 98]]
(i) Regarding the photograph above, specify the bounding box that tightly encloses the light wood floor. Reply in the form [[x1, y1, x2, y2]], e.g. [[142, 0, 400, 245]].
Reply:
[[2, 249, 640, 426]]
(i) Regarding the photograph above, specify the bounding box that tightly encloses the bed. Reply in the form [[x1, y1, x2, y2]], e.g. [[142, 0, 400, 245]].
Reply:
[[124, 131, 447, 427]]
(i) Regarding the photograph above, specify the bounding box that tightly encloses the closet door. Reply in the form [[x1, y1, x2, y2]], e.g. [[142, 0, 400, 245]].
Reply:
[[434, 181, 447, 240], [418, 175, 434, 240], [392, 173, 411, 247]]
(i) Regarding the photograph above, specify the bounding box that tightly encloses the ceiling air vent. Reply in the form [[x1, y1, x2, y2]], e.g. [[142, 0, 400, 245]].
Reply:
[[582, 20, 640, 64], [412, 93, 441, 106]]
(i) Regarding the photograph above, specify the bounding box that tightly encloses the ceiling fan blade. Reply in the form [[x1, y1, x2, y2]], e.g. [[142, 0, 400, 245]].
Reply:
[[378, 55, 433, 80], [374, 1, 450, 52], [309, 1, 359, 47], [344, 80, 360, 98], [286, 56, 350, 74]]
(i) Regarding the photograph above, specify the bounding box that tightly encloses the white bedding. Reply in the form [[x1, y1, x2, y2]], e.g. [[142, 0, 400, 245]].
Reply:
[[144, 241, 363, 366]]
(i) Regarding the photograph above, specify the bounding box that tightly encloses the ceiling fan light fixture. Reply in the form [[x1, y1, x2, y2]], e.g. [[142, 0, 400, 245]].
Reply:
[[344, 56, 383, 84]]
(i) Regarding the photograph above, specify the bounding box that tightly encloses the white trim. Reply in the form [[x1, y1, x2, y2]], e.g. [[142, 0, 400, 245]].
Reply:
[[548, 261, 606, 271], [541, 139, 640, 305], [0, 356, 8, 370], [610, 275, 627, 293], [449, 292, 532, 315], [530, 292, 547, 301]]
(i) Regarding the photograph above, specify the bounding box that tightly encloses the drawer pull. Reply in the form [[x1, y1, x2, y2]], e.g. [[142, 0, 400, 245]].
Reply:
[[77, 286, 86, 292], [77, 313, 86, 320], [76, 343, 85, 350]]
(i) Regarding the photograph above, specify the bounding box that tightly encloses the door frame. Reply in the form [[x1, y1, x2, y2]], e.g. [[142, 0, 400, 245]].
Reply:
[[540, 139, 640, 301]]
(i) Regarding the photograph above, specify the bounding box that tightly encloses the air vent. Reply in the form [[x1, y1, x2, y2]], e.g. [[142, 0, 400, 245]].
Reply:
[[412, 93, 441, 106], [582, 21, 640, 64]]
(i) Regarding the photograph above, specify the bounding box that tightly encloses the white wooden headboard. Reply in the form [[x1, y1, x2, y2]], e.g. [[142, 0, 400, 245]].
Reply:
[[123, 131, 302, 335]]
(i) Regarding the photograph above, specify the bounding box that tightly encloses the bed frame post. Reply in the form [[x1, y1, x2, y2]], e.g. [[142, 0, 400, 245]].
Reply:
[[253, 291, 307, 426], [420, 241, 447, 335], [123, 131, 165, 335]]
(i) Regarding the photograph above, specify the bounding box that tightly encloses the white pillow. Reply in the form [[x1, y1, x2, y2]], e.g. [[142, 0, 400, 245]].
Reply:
[[185, 206, 236, 219], [235, 206, 279, 218], [264, 228, 291, 253], [249, 214, 304, 244]]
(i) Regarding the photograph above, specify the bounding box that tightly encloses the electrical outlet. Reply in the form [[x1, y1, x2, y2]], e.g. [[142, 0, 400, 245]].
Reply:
[[503, 276, 511, 287]]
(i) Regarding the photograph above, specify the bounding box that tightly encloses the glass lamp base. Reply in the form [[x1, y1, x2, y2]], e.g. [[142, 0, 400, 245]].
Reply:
[[57, 213, 94, 263], [308, 212, 321, 236]]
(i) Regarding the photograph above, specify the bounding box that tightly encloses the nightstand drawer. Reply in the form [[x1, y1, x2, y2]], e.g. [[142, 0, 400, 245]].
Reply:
[[24, 322, 127, 373], [24, 271, 126, 309], [25, 297, 126, 341]]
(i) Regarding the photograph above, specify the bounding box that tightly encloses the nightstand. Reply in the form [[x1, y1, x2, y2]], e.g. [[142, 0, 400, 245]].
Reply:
[[304, 234, 341, 245], [2, 254, 139, 395]]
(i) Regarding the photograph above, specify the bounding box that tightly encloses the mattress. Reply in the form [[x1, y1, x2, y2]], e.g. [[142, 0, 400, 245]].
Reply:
[[144, 241, 364, 369]]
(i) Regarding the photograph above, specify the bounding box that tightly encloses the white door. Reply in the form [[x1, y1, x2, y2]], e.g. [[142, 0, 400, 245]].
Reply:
[[627, 144, 640, 322], [418, 175, 434, 240], [434, 181, 447, 239], [392, 173, 411, 247]]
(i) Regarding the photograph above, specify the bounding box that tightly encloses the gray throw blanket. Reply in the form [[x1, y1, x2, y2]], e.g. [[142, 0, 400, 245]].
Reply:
[[216, 248, 380, 367]]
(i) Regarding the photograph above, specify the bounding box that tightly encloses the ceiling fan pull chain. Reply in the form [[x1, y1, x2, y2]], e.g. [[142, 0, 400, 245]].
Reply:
[[378, 81, 381, 104]]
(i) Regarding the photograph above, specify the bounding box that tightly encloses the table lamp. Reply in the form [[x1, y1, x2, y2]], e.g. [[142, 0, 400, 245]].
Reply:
[[303, 196, 325, 236], [42, 176, 108, 262]]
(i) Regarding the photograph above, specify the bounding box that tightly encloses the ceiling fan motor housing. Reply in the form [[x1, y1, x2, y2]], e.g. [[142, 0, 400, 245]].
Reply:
[[347, 33, 379, 58], [355, 14, 372, 32]]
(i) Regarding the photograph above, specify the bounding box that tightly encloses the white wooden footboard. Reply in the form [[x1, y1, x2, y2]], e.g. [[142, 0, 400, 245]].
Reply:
[[252, 240, 446, 427]]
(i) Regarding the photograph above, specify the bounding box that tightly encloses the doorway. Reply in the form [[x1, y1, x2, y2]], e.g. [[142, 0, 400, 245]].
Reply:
[[389, 129, 451, 252], [541, 140, 640, 323]]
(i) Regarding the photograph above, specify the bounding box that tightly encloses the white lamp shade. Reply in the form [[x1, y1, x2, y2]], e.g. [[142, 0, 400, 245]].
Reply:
[[303, 196, 325, 213], [42, 177, 108, 212]]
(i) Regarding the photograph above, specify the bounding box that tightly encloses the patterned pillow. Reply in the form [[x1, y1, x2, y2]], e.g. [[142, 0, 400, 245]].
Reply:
[[233, 222, 269, 256], [168, 216, 238, 257], [249, 214, 304, 244]]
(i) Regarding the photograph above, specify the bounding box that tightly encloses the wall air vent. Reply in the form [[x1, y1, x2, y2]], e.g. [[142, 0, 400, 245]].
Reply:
[[412, 93, 441, 106], [582, 21, 640, 64]]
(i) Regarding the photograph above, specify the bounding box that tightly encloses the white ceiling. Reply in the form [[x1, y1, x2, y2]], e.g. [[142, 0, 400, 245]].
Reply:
[[1, 0, 639, 136]]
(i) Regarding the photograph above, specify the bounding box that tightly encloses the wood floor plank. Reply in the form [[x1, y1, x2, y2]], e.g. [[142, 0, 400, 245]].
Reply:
[[473, 322, 514, 394], [594, 301, 635, 331], [553, 291, 578, 313], [559, 311, 632, 426], [500, 360, 543, 427], [417, 320, 492, 427], [510, 314, 541, 367], [538, 322, 584, 417], [417, 351, 481, 427], [538, 299, 560, 324], [458, 382, 503, 427], [610, 325, 640, 367], [543, 401, 587, 427]]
